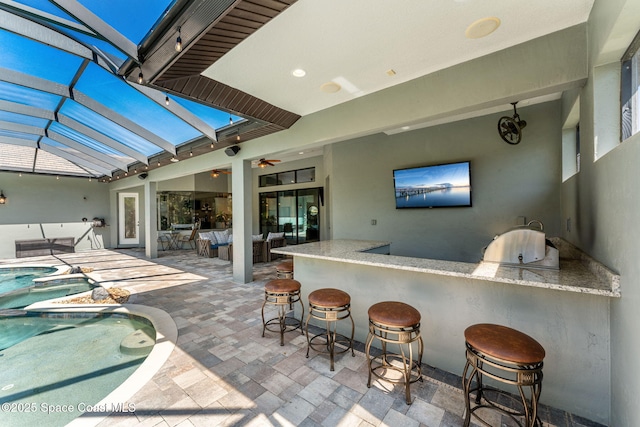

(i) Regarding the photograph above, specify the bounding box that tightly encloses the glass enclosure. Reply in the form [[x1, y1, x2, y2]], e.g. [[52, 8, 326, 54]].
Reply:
[[157, 191, 232, 230], [259, 188, 321, 244]]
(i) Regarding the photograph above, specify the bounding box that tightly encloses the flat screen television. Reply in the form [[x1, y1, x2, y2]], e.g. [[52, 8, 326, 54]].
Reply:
[[393, 161, 472, 209]]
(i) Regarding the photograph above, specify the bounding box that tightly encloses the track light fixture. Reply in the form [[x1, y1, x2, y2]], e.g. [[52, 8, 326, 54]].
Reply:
[[175, 26, 182, 52]]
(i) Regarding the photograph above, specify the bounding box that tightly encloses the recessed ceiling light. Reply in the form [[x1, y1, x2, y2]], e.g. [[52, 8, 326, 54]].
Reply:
[[292, 69, 306, 77], [465, 17, 501, 39], [320, 82, 341, 93]]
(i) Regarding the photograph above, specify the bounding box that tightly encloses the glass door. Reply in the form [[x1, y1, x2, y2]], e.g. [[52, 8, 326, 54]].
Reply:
[[118, 193, 139, 245], [259, 188, 321, 245], [297, 188, 320, 243]]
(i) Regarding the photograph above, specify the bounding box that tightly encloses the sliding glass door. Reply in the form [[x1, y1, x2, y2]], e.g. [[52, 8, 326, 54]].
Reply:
[[259, 188, 321, 245]]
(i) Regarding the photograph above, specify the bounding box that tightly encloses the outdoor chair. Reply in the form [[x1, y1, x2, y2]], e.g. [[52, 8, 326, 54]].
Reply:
[[218, 240, 266, 263], [178, 223, 200, 250], [157, 233, 171, 250]]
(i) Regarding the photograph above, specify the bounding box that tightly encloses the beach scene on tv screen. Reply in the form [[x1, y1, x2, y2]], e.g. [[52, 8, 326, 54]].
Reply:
[[394, 162, 471, 208]]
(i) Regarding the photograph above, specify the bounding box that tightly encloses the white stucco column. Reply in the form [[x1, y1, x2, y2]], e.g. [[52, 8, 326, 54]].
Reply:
[[231, 158, 253, 283], [144, 180, 158, 259]]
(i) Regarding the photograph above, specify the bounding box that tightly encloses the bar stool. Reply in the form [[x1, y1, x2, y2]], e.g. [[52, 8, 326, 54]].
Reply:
[[276, 259, 294, 279], [305, 288, 355, 371], [462, 323, 545, 427], [261, 279, 304, 346], [365, 301, 423, 404]]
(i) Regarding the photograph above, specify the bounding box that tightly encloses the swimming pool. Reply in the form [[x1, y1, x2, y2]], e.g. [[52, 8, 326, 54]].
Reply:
[[0, 310, 156, 427], [0, 267, 59, 294], [0, 276, 98, 310]]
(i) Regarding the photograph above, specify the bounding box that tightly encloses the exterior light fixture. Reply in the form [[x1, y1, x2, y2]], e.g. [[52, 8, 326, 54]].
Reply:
[[165, 95, 170, 106], [0, 190, 6, 204], [229, 116, 233, 125], [175, 27, 182, 52], [137, 70, 144, 84]]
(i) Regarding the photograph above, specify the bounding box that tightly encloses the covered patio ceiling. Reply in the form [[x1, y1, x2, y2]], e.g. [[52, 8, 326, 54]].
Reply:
[[0, 0, 300, 181], [1, 0, 598, 182]]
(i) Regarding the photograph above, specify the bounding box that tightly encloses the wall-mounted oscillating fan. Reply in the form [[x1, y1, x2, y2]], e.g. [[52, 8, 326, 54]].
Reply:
[[498, 102, 527, 145]]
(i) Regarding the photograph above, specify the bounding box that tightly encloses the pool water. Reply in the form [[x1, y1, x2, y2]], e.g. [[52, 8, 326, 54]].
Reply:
[[0, 267, 58, 294], [0, 277, 97, 310], [0, 311, 154, 427]]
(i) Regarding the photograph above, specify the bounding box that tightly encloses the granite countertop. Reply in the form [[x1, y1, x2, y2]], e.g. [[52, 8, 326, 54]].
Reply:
[[271, 239, 620, 298]]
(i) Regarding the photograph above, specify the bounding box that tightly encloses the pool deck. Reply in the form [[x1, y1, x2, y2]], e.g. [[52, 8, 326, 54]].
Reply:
[[0, 249, 603, 427]]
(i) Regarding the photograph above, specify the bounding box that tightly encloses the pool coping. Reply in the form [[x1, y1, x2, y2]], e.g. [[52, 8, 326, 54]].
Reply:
[[22, 301, 178, 427]]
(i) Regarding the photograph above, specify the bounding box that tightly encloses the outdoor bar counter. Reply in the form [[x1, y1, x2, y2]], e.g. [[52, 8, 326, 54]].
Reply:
[[271, 239, 619, 424]]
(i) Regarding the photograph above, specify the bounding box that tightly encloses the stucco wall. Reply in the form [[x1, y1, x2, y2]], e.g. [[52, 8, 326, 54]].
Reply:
[[560, 1, 640, 424], [330, 101, 562, 263], [0, 173, 111, 259]]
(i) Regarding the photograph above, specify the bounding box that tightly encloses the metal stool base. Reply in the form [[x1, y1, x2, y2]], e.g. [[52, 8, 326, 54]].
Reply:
[[365, 319, 423, 404], [261, 289, 304, 346], [462, 343, 543, 427], [305, 302, 355, 371]]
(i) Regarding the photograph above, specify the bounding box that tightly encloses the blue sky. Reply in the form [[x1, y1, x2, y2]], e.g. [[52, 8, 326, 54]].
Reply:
[[394, 162, 471, 188]]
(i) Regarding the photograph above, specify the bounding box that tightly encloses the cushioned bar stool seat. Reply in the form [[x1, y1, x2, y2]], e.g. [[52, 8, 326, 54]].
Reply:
[[305, 288, 355, 371], [261, 279, 304, 346], [365, 301, 423, 404], [276, 259, 294, 279], [462, 323, 545, 427]]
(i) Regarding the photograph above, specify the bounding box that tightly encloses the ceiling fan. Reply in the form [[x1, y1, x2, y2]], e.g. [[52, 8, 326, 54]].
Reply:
[[257, 158, 281, 168], [211, 169, 231, 178], [498, 102, 527, 145]]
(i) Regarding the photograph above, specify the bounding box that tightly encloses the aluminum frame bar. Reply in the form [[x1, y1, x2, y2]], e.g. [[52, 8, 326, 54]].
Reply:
[[0, 100, 54, 120], [47, 130, 129, 171], [0, 9, 93, 60], [72, 88, 177, 155], [39, 142, 112, 176], [0, 67, 69, 97], [57, 114, 149, 165], [0, 0, 95, 36], [50, 0, 138, 61], [0, 135, 38, 148], [135, 83, 218, 143], [0, 121, 44, 136]]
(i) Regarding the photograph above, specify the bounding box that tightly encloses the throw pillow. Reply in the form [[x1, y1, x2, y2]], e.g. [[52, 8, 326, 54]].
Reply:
[[213, 229, 229, 244], [266, 232, 285, 241]]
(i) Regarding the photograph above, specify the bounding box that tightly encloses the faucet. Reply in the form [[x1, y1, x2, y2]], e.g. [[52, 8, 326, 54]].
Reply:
[[527, 219, 544, 231]]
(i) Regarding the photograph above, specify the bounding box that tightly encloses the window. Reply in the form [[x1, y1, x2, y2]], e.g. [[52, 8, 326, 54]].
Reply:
[[259, 167, 315, 187], [621, 29, 640, 140]]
